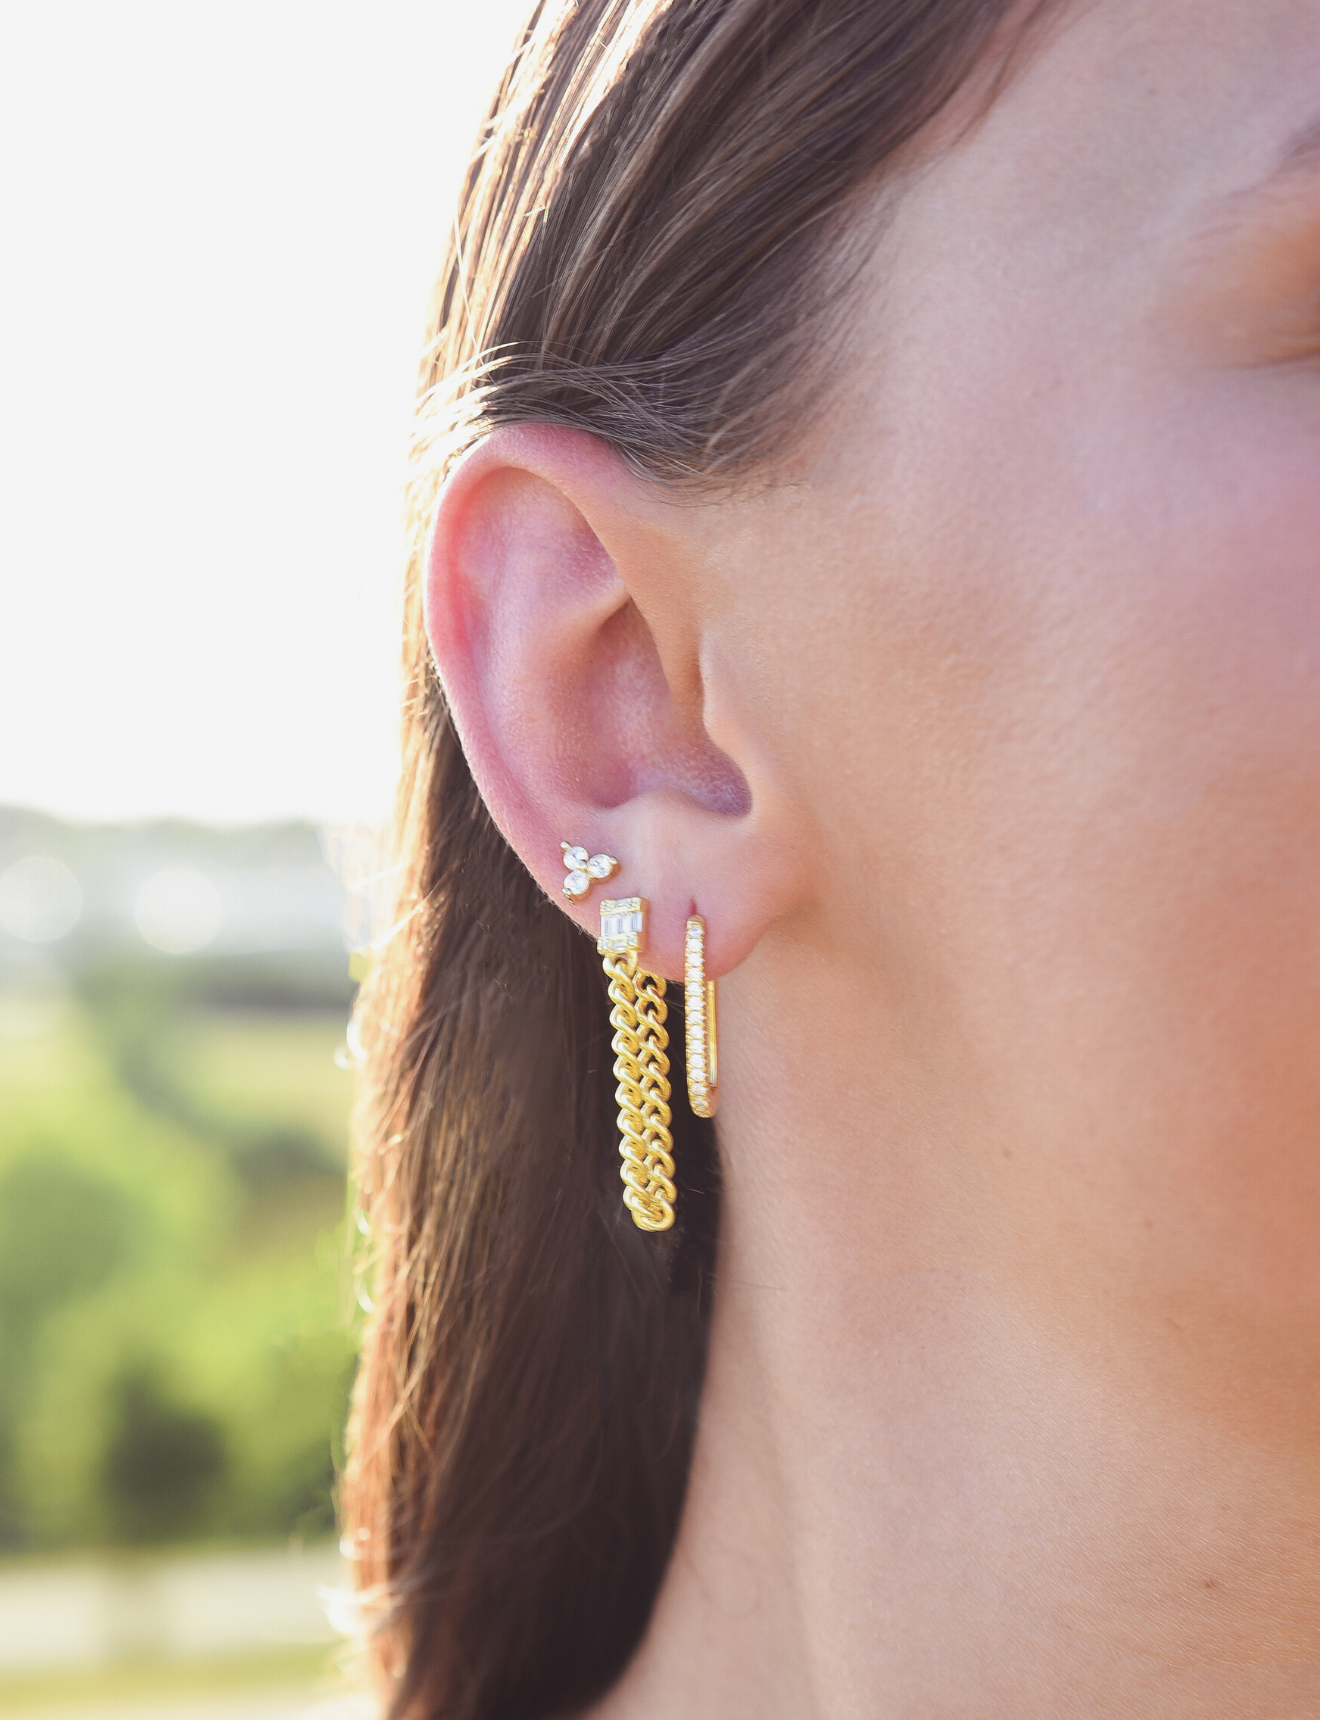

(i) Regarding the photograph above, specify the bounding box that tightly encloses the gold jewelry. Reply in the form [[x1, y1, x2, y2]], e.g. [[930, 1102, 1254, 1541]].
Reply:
[[684, 916, 718, 1118], [598, 896, 676, 1232], [562, 840, 619, 901]]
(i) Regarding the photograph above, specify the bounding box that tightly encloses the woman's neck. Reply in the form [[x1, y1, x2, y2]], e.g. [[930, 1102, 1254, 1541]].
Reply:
[[591, 933, 1320, 1719]]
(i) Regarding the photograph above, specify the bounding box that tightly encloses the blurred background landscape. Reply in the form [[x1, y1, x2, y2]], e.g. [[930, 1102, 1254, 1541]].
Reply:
[[0, 808, 360, 1561], [0, 809, 375, 1717], [1, 1, 526, 1713]]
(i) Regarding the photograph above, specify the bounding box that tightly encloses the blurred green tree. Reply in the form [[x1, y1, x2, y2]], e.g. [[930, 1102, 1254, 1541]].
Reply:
[[0, 1154, 140, 1546], [99, 1367, 228, 1543]]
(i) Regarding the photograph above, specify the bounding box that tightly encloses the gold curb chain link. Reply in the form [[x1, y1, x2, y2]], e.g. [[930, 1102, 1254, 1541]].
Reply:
[[603, 950, 676, 1232]]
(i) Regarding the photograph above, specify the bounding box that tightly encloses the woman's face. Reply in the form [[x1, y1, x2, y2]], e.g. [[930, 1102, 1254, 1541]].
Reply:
[[698, 0, 1320, 1422]]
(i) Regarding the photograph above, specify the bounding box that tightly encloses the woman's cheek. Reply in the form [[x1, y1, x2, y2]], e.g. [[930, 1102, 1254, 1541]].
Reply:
[[1072, 396, 1320, 1321]]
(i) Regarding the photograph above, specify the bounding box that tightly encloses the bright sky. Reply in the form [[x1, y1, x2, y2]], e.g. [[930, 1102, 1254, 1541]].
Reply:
[[1, 0, 528, 826]]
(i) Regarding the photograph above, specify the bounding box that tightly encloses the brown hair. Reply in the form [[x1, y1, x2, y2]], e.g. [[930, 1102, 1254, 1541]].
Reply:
[[343, 3, 1048, 1717]]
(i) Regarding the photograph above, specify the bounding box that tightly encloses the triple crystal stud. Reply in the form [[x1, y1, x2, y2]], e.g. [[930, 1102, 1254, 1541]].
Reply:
[[562, 841, 619, 901]]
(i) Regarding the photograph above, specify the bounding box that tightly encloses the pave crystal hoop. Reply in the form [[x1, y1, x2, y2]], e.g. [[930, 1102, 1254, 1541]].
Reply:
[[598, 895, 676, 1232], [684, 916, 718, 1118]]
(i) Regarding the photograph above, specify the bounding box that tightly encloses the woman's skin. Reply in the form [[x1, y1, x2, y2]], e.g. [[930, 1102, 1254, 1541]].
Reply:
[[424, 0, 1320, 1712]]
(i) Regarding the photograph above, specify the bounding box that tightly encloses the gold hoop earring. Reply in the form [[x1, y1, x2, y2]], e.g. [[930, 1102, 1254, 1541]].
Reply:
[[684, 916, 718, 1118], [562, 841, 619, 901], [598, 895, 676, 1232]]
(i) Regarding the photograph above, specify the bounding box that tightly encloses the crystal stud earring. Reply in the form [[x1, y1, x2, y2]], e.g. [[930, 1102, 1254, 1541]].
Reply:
[[562, 841, 619, 901]]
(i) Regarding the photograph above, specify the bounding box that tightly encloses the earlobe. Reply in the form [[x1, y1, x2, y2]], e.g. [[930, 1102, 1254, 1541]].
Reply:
[[422, 422, 805, 982]]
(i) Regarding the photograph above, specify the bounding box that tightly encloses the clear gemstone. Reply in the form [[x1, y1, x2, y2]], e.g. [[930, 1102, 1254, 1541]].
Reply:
[[586, 853, 617, 879], [564, 869, 591, 897], [564, 846, 589, 870], [597, 899, 646, 953]]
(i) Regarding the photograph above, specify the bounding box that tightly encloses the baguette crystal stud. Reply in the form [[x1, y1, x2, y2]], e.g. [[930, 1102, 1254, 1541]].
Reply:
[[598, 897, 646, 955]]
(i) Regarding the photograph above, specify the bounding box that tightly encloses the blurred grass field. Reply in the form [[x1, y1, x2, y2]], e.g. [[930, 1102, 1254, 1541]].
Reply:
[[0, 1643, 343, 1718]]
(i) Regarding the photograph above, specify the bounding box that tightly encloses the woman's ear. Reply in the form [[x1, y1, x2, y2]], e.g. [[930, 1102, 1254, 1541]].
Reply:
[[423, 423, 805, 980]]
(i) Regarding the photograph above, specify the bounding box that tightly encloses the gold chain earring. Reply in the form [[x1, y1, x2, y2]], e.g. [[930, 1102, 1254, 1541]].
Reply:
[[684, 915, 718, 1118], [598, 895, 676, 1232]]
